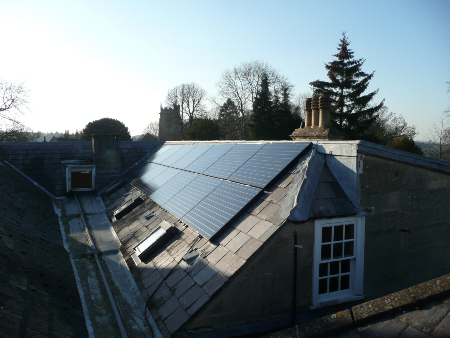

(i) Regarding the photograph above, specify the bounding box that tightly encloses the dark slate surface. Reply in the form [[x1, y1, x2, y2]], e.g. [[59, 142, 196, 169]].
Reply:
[[0, 161, 88, 337], [0, 141, 161, 196], [101, 154, 299, 337], [308, 163, 357, 219]]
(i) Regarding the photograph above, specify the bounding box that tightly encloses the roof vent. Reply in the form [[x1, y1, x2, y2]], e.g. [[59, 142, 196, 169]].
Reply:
[[133, 221, 178, 261], [183, 250, 201, 265]]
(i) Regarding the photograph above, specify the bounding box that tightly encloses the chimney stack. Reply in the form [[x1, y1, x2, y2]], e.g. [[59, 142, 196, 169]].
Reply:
[[319, 94, 331, 127], [290, 93, 344, 141]]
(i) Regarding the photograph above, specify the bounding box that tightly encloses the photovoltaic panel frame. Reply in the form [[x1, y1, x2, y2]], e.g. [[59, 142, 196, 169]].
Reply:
[[184, 144, 235, 173], [203, 143, 264, 179], [229, 142, 311, 188], [182, 181, 261, 239], [162, 175, 222, 219], [150, 171, 198, 206]]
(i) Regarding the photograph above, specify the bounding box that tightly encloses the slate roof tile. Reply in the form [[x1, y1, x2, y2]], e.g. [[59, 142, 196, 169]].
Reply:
[[164, 306, 190, 334], [247, 219, 274, 239], [214, 251, 240, 273], [235, 237, 263, 260], [173, 275, 196, 299], [179, 284, 207, 310], [193, 264, 219, 286], [186, 293, 210, 316], [166, 267, 187, 288], [151, 282, 172, 309], [259, 224, 280, 242], [157, 295, 182, 321], [224, 256, 246, 277], [203, 272, 228, 297], [226, 232, 251, 253], [233, 213, 260, 233], [206, 245, 229, 265], [185, 256, 209, 278], [214, 226, 239, 246]]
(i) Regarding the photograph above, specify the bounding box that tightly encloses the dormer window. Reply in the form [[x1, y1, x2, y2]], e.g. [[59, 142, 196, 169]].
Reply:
[[66, 165, 95, 192], [312, 216, 365, 308]]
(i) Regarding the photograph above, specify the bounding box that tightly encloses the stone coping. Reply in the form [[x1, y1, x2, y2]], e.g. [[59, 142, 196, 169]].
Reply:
[[264, 273, 450, 338]]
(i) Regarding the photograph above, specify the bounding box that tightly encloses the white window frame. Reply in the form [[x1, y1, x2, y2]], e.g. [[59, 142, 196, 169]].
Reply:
[[311, 216, 365, 309], [66, 165, 95, 192]]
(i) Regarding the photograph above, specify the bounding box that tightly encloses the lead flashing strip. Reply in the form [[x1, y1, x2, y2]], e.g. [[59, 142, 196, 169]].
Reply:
[[279, 273, 450, 338]]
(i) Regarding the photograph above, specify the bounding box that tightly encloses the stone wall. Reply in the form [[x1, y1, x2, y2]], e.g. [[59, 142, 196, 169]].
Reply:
[[359, 154, 450, 299], [187, 221, 315, 331]]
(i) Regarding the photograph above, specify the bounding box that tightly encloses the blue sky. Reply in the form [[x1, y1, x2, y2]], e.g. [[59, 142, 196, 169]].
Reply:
[[1, 0, 449, 140]]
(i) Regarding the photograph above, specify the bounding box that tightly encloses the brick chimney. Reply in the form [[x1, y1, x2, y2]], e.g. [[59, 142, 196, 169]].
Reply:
[[290, 94, 344, 141]]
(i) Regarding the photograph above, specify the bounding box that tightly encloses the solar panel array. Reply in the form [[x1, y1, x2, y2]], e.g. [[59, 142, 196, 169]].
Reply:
[[124, 142, 310, 239]]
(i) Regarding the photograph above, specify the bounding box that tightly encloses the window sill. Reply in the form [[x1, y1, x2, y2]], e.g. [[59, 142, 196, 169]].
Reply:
[[310, 295, 364, 310]]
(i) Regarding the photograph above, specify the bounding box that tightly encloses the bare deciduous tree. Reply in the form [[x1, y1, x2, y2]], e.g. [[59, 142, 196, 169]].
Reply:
[[422, 112, 450, 161], [215, 61, 292, 139], [0, 78, 28, 119], [165, 83, 207, 133], [139, 121, 159, 141], [0, 77, 37, 142], [366, 106, 417, 145]]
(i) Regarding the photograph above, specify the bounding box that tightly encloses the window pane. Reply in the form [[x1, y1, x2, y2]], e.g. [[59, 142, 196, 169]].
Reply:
[[341, 275, 350, 290], [344, 241, 354, 257], [334, 225, 343, 241], [321, 244, 331, 261], [341, 259, 350, 273], [319, 263, 328, 277], [333, 243, 343, 259], [322, 226, 332, 243], [319, 279, 328, 294], [329, 277, 339, 292], [345, 224, 354, 240], [330, 261, 339, 275]]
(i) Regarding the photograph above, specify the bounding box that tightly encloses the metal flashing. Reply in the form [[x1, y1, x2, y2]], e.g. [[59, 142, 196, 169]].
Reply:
[[279, 148, 326, 222]]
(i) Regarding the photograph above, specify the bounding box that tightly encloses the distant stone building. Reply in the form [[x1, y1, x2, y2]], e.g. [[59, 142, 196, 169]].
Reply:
[[159, 105, 182, 141]]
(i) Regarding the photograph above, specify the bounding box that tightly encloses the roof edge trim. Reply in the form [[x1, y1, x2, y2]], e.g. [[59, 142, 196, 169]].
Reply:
[[356, 140, 450, 174], [279, 148, 326, 222]]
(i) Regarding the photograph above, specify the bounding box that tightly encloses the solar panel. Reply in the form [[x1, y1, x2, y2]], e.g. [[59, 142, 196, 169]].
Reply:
[[182, 181, 261, 239], [160, 145, 197, 167], [146, 144, 172, 163], [171, 144, 213, 170], [150, 171, 197, 206], [123, 160, 156, 182], [229, 142, 310, 188], [126, 141, 311, 239], [140, 163, 166, 184], [152, 145, 180, 165], [203, 143, 264, 179], [162, 175, 222, 219], [144, 167, 180, 195], [184, 144, 236, 173]]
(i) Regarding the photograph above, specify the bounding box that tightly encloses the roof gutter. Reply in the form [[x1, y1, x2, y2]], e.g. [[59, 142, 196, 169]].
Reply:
[[73, 195, 129, 338]]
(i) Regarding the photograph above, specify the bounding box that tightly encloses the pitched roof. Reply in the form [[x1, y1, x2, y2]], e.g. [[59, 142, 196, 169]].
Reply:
[[0, 141, 162, 196], [100, 141, 357, 336], [0, 161, 88, 337]]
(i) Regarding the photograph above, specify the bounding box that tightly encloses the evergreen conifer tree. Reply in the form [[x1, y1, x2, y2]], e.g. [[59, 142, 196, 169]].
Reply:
[[272, 86, 301, 140], [310, 33, 384, 139], [250, 74, 273, 140]]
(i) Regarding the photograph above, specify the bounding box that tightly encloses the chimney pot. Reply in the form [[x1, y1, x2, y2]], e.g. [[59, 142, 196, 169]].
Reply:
[[312, 96, 320, 127], [304, 98, 312, 127]]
